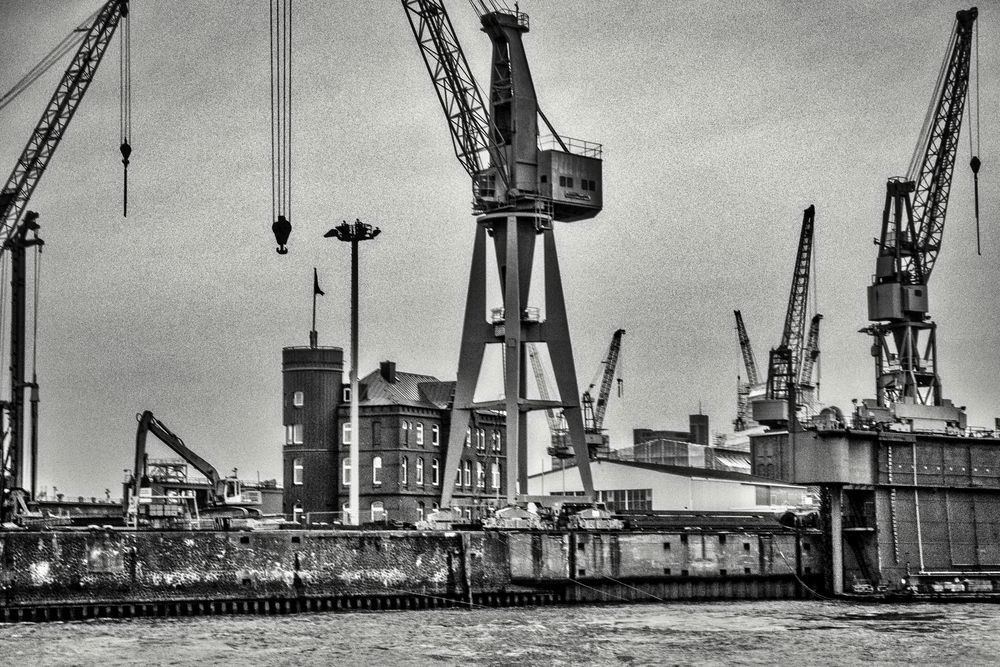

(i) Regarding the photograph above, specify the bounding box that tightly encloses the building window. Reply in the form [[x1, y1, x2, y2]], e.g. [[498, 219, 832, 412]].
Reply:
[[342, 458, 351, 486], [432, 458, 440, 486], [465, 427, 471, 448], [456, 465, 462, 486], [566, 177, 574, 189], [432, 502, 439, 512], [401, 420, 410, 445], [342, 422, 352, 445], [373, 456, 382, 486], [491, 461, 500, 490], [292, 457, 303, 485], [476, 428, 485, 451], [540, 174, 547, 184], [417, 501, 425, 522], [476, 461, 485, 488], [292, 424, 303, 444], [559, 175, 566, 187], [372, 421, 381, 446], [371, 501, 385, 522], [342, 386, 351, 402], [416, 423, 424, 445], [432, 425, 440, 447], [401, 456, 408, 485], [292, 391, 304, 407], [285, 425, 293, 445], [416, 458, 424, 485], [463, 460, 471, 487], [492, 430, 500, 452]]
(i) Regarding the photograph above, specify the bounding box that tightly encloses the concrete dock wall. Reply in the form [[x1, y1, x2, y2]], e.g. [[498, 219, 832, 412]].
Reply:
[[0, 528, 823, 622]]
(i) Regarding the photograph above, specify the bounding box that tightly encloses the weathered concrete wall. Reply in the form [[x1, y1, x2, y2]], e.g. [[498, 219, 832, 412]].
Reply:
[[1, 528, 822, 614]]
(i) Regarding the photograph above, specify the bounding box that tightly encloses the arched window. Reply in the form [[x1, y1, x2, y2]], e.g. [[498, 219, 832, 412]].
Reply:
[[401, 456, 408, 485], [416, 423, 424, 445], [476, 461, 485, 488], [432, 458, 440, 486], [416, 458, 424, 485], [432, 424, 440, 446], [373, 456, 383, 485], [292, 457, 303, 485]]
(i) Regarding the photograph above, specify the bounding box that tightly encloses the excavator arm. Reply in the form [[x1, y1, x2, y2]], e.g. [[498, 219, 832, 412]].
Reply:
[[133, 410, 225, 503]]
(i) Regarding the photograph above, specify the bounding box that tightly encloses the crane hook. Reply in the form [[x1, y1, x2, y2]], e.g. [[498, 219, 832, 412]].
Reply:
[[272, 215, 291, 254], [971, 155, 981, 255], [120, 142, 131, 217]]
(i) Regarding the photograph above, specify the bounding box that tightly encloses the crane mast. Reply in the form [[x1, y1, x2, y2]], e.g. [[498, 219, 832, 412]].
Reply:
[[404, 0, 603, 508], [864, 8, 978, 426], [0, 0, 127, 523], [0, 0, 128, 242], [753, 205, 815, 429]]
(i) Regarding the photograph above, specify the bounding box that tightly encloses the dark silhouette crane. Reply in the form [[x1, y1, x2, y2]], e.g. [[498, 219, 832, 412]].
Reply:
[[753, 205, 816, 429], [733, 309, 760, 432], [582, 329, 625, 459], [862, 7, 979, 430], [403, 0, 603, 508], [0, 0, 128, 525]]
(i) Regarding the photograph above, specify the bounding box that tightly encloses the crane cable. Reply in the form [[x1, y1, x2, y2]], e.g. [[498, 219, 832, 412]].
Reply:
[[31, 243, 41, 381], [119, 3, 132, 217], [970, 20, 981, 255], [0, 8, 99, 113], [270, 0, 293, 252]]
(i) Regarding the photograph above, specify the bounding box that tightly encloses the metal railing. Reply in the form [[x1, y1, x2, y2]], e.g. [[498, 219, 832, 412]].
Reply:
[[538, 135, 603, 158]]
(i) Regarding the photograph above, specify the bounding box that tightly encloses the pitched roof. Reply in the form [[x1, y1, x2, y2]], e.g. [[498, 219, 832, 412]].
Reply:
[[529, 457, 802, 487], [356, 368, 444, 409]]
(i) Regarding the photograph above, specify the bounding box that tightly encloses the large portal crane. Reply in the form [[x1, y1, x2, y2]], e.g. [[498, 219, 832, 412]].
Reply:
[[404, 0, 602, 508], [753, 205, 816, 428], [863, 8, 979, 430], [0, 0, 128, 524]]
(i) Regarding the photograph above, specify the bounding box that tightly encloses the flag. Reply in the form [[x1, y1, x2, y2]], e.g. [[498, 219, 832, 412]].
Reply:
[[313, 268, 324, 296]]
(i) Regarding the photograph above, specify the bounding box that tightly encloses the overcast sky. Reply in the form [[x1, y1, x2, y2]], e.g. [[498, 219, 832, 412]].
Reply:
[[1, 1, 997, 497]]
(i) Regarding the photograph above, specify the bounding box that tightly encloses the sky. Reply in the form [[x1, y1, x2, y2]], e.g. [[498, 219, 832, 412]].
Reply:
[[0, 1, 998, 497]]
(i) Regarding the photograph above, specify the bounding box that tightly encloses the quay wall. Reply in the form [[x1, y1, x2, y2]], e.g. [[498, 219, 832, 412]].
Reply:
[[0, 528, 823, 621]]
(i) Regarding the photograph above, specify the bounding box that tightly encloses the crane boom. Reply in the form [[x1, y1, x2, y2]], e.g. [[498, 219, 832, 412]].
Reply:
[[765, 205, 815, 401], [588, 329, 625, 431], [799, 313, 822, 387], [734, 310, 759, 387], [908, 8, 979, 284], [0, 0, 127, 244], [527, 343, 561, 433], [401, 0, 509, 210]]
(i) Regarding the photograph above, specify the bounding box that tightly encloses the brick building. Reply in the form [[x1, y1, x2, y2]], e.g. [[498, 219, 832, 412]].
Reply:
[[282, 347, 507, 524]]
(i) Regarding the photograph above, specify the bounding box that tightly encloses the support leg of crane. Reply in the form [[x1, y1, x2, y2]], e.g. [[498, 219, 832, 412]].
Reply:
[[541, 227, 594, 500], [441, 223, 489, 508]]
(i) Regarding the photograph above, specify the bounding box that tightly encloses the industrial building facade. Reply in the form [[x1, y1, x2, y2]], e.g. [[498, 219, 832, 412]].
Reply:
[[282, 346, 507, 524]]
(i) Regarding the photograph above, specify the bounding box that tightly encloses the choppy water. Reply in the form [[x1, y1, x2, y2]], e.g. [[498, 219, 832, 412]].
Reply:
[[2, 600, 999, 665]]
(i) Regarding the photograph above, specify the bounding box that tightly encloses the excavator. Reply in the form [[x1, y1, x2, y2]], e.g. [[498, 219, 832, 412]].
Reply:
[[126, 411, 262, 528]]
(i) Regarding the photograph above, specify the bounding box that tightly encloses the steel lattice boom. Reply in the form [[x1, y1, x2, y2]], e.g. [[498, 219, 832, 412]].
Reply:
[[734, 309, 759, 387], [401, 0, 509, 210], [0, 0, 128, 246]]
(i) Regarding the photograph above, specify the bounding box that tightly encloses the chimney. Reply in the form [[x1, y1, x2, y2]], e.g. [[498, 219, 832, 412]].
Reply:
[[380, 360, 397, 383]]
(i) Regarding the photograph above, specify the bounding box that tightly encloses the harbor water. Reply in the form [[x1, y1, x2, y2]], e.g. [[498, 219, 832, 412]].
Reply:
[[2, 600, 999, 665]]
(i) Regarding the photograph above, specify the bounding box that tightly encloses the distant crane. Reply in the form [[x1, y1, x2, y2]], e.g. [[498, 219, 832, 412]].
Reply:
[[0, 0, 129, 524], [582, 329, 625, 459], [403, 0, 603, 507], [753, 205, 817, 429], [733, 310, 760, 432], [862, 7, 980, 430], [527, 343, 569, 458]]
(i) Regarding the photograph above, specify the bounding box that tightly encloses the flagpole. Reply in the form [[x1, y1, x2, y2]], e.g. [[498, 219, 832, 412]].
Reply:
[[310, 267, 320, 349]]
